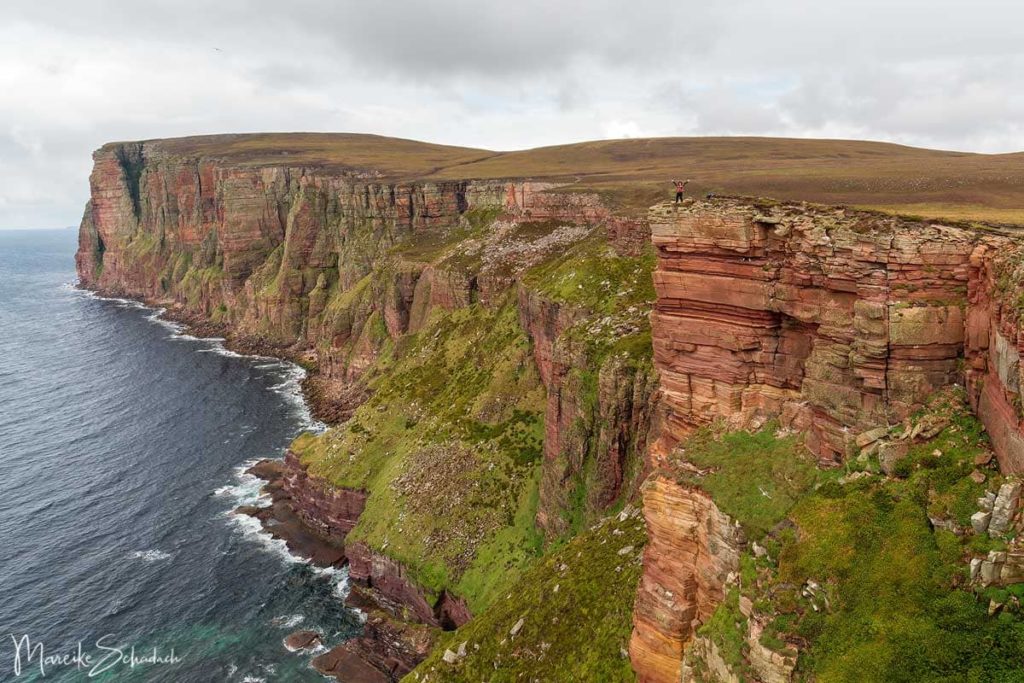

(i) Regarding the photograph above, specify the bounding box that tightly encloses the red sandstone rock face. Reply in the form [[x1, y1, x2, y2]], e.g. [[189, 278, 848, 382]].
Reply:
[[77, 142, 491, 360], [965, 244, 1024, 472], [629, 475, 744, 683], [632, 198, 1024, 683], [649, 199, 1013, 464], [517, 285, 657, 537], [345, 542, 470, 630], [500, 181, 650, 256], [280, 451, 367, 539]]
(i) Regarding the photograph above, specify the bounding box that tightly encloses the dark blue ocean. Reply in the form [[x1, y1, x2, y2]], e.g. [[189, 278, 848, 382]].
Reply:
[[0, 229, 361, 682]]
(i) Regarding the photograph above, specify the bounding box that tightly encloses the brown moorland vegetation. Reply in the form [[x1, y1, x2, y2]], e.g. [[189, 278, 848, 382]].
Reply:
[[118, 132, 1024, 223]]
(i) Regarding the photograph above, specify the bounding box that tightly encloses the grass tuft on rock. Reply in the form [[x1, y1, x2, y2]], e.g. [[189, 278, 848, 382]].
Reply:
[[673, 423, 821, 537]]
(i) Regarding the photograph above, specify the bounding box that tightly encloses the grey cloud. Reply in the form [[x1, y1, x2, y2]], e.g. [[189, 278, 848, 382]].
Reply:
[[7, 1, 718, 82], [2, 1, 1024, 228], [659, 84, 786, 135], [777, 58, 1024, 148]]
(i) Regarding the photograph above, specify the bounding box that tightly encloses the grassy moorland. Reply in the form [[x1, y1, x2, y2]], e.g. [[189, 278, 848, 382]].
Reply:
[[127, 133, 1024, 223]]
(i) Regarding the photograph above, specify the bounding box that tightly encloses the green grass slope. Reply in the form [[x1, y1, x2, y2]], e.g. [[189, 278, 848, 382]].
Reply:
[[293, 297, 548, 612], [677, 389, 1024, 682], [409, 507, 646, 682]]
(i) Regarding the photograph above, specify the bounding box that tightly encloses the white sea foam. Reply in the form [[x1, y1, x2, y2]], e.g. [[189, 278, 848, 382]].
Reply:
[[214, 461, 272, 507], [275, 364, 325, 434], [310, 565, 352, 599], [273, 614, 305, 629], [197, 346, 245, 359], [73, 284, 324, 432], [224, 508, 352, 600], [131, 549, 172, 562], [228, 512, 301, 566], [290, 636, 329, 655]]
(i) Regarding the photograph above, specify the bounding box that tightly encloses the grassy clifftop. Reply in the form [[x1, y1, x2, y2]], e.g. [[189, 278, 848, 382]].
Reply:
[[116, 133, 1024, 223]]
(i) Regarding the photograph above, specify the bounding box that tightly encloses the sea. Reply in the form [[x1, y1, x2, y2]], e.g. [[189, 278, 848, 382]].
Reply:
[[0, 228, 362, 682]]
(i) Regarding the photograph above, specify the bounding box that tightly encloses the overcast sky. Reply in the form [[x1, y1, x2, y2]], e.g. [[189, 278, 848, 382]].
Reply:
[[2, 0, 1023, 228]]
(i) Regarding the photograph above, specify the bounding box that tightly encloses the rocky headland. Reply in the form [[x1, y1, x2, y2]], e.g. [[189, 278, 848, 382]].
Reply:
[[76, 133, 1024, 682]]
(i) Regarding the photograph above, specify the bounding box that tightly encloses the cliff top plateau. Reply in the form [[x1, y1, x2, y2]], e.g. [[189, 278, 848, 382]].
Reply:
[[107, 132, 1024, 223]]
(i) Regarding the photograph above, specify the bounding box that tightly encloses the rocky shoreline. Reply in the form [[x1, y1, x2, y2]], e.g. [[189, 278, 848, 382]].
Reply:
[[79, 288, 355, 427], [237, 458, 348, 567], [241, 455, 438, 681], [80, 286, 431, 682]]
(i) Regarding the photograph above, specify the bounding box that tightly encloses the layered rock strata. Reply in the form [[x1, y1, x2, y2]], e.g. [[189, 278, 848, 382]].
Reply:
[[76, 141, 500, 374], [648, 198, 1024, 467], [278, 450, 367, 538], [629, 475, 744, 683], [633, 198, 1024, 682], [502, 181, 651, 256], [965, 244, 1024, 472]]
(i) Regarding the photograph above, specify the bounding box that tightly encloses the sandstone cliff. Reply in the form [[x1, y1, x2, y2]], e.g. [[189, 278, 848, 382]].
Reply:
[[647, 198, 1024, 468], [631, 198, 1024, 682], [75, 137, 656, 680], [76, 134, 1024, 682]]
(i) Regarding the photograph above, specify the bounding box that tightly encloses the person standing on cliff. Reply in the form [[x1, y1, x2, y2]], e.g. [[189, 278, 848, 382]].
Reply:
[[672, 179, 689, 203]]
